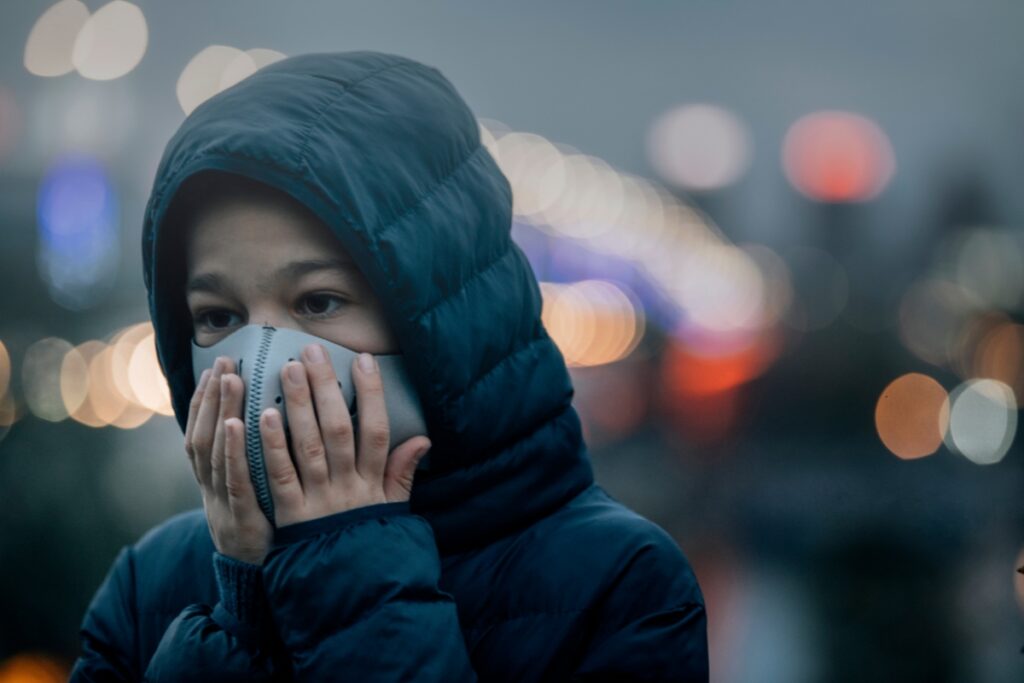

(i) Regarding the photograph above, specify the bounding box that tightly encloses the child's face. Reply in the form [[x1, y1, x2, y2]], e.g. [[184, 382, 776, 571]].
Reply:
[[185, 194, 398, 353]]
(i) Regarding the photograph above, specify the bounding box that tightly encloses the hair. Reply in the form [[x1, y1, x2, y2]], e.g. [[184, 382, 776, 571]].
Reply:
[[173, 170, 301, 237]]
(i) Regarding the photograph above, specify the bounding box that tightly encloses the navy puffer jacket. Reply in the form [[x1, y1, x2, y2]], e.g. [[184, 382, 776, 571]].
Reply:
[[70, 51, 708, 682]]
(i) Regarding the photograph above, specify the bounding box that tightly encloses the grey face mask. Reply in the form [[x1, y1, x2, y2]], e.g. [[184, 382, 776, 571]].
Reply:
[[192, 324, 429, 524]]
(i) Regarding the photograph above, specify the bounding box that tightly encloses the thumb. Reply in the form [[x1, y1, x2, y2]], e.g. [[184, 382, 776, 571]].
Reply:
[[383, 436, 431, 502]]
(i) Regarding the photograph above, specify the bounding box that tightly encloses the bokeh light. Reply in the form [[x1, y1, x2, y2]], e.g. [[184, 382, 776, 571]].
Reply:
[[782, 110, 895, 202], [671, 244, 766, 334], [23, 0, 90, 77], [177, 45, 285, 115], [71, 1, 147, 81], [950, 227, 1024, 309], [874, 373, 949, 460], [64, 339, 110, 428], [0, 340, 10, 400], [647, 104, 753, 191], [663, 331, 782, 397], [945, 379, 1017, 465], [541, 280, 644, 367], [127, 331, 174, 416], [971, 321, 1024, 403], [219, 48, 287, 91], [22, 337, 75, 422], [177, 45, 246, 115], [36, 155, 119, 310], [0, 653, 67, 683], [898, 278, 980, 368]]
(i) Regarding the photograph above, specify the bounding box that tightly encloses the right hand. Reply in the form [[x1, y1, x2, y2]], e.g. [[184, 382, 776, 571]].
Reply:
[[184, 357, 273, 565]]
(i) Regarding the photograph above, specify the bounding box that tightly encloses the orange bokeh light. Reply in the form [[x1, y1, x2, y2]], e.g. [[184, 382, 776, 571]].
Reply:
[[0, 652, 67, 683], [782, 110, 895, 203], [972, 321, 1024, 403], [875, 373, 949, 460]]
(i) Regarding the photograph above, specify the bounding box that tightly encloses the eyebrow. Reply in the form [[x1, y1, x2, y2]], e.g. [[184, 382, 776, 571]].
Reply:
[[187, 258, 355, 295]]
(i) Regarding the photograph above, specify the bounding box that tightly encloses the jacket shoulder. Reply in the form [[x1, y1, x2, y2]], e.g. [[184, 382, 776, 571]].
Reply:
[[533, 485, 703, 606], [130, 508, 217, 613]]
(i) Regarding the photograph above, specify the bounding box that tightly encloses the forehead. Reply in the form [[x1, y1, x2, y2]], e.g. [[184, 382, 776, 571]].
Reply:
[[186, 192, 350, 274]]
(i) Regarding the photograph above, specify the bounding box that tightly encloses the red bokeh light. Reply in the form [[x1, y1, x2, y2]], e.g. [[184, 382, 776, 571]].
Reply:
[[782, 110, 895, 203]]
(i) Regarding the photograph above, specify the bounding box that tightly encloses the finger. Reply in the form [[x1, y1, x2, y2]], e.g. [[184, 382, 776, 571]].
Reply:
[[302, 343, 355, 482], [224, 417, 259, 514], [383, 436, 431, 502], [351, 353, 389, 482], [193, 358, 229, 488], [211, 371, 243, 498], [282, 360, 329, 489], [261, 408, 303, 518], [184, 369, 211, 477]]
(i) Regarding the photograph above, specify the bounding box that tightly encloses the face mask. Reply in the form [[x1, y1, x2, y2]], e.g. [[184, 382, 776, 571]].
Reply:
[[192, 324, 429, 524]]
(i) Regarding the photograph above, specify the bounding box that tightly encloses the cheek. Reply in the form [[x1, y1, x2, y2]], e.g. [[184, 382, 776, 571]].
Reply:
[[317, 309, 397, 355]]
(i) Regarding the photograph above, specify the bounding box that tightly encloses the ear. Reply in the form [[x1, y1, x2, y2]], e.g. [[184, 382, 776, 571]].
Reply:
[[383, 436, 431, 502]]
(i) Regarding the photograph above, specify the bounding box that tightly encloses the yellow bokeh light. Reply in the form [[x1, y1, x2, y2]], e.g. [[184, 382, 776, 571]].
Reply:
[[23, 0, 90, 77], [129, 333, 174, 415], [66, 340, 108, 427], [59, 344, 89, 415], [972, 322, 1024, 403], [89, 343, 129, 425], [541, 280, 644, 367], [220, 48, 286, 92], [875, 373, 949, 460], [109, 322, 153, 404], [22, 338, 74, 422], [71, 0, 147, 81], [176, 45, 246, 116], [0, 340, 10, 398]]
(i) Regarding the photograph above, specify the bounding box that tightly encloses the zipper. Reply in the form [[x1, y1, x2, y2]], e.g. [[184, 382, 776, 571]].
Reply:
[[246, 325, 276, 523]]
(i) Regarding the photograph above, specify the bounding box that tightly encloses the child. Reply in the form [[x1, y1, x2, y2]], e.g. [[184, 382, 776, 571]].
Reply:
[[71, 51, 708, 681]]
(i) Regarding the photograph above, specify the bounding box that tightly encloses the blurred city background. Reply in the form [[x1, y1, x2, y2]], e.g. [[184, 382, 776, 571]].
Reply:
[[1, 1, 1022, 681]]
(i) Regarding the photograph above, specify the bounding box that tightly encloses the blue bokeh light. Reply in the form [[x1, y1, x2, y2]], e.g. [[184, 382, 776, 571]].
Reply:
[[36, 155, 119, 309]]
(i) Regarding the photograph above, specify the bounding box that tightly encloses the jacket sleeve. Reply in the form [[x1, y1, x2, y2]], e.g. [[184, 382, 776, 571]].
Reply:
[[570, 526, 709, 682], [69, 545, 287, 682], [261, 501, 478, 681]]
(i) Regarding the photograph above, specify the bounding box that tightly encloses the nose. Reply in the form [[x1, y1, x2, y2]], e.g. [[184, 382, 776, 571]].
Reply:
[[247, 306, 293, 331]]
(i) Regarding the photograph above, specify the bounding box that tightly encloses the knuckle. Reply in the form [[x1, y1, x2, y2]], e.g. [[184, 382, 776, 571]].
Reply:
[[192, 435, 212, 454], [268, 464, 298, 487], [301, 438, 326, 462], [367, 424, 390, 451], [225, 480, 248, 500], [323, 419, 352, 442]]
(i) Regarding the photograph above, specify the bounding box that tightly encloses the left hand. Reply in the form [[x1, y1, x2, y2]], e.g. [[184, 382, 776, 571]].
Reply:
[[260, 343, 431, 528]]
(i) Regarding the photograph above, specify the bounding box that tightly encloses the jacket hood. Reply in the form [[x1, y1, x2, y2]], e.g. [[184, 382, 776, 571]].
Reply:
[[141, 51, 593, 553]]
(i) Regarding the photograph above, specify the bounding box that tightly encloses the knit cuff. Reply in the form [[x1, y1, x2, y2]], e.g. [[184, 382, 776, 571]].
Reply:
[[212, 552, 272, 631]]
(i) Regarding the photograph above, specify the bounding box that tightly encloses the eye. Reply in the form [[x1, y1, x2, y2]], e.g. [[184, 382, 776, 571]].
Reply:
[[194, 309, 243, 330], [297, 292, 345, 318]]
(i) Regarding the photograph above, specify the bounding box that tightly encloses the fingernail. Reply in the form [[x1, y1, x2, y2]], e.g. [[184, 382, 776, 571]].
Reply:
[[198, 369, 210, 390], [213, 357, 227, 375], [263, 409, 281, 429], [305, 343, 327, 363], [220, 374, 233, 398], [358, 352, 376, 374], [287, 362, 304, 384]]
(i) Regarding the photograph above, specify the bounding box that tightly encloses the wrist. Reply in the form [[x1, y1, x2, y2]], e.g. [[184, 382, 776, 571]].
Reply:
[[212, 551, 272, 629]]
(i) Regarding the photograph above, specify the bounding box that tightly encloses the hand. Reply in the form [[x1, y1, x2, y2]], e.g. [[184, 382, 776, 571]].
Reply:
[[184, 357, 273, 565], [260, 344, 431, 528]]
